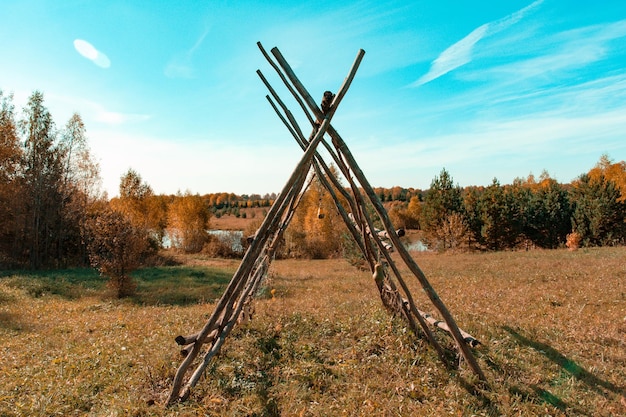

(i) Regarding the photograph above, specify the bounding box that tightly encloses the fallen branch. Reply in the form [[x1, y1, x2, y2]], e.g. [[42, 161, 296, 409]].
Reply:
[[417, 309, 481, 348]]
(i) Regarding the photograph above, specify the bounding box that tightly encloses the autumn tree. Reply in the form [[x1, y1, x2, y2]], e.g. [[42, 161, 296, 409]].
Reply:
[[0, 91, 24, 265], [55, 113, 102, 264], [588, 154, 626, 202], [405, 196, 422, 229], [285, 169, 346, 259], [0, 90, 102, 267], [111, 168, 165, 248], [59, 113, 101, 200], [387, 196, 421, 230], [167, 191, 210, 253], [83, 207, 149, 297], [439, 211, 470, 250]]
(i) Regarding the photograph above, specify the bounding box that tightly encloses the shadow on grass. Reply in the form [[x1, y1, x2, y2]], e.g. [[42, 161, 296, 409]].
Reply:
[[502, 325, 625, 416], [0, 311, 27, 332], [0, 266, 233, 306], [503, 326, 624, 398]]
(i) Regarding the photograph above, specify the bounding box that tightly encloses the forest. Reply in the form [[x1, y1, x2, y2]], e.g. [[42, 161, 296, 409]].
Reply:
[[2, 90, 626, 276]]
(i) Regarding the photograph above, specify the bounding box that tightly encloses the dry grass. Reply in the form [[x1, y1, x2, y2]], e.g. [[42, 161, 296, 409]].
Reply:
[[1, 248, 625, 416], [211, 208, 267, 231]]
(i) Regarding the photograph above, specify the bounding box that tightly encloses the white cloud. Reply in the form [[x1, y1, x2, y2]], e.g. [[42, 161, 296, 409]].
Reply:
[[43, 93, 151, 126], [487, 0, 543, 35], [411, 0, 543, 87], [412, 24, 488, 87], [73, 39, 111, 69], [354, 105, 626, 188], [92, 107, 151, 125]]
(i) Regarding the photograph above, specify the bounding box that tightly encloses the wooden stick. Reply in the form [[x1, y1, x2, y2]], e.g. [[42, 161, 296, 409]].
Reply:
[[269, 46, 485, 380], [332, 137, 486, 380], [169, 51, 365, 401], [265, 46, 450, 366], [263, 94, 370, 265], [418, 309, 480, 348], [259, 50, 448, 366], [180, 247, 279, 399], [167, 134, 322, 404], [175, 334, 197, 346], [256, 45, 363, 216]]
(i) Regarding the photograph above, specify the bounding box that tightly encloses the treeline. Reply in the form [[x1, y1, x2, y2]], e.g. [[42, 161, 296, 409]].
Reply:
[[1, 90, 101, 269], [373, 186, 422, 203], [386, 160, 626, 251], [0, 90, 280, 269], [2, 89, 625, 275], [257, 157, 626, 260]]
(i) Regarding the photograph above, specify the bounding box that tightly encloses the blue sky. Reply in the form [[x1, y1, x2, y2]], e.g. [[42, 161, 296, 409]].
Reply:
[[1, 0, 625, 197]]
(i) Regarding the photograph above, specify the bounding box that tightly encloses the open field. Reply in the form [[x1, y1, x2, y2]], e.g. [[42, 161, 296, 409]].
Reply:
[[1, 248, 625, 416], [211, 209, 267, 231]]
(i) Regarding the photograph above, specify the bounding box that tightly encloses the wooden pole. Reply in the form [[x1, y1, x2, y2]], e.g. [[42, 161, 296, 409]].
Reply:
[[170, 162, 312, 403], [262, 46, 453, 367], [168, 46, 365, 404], [268, 45, 486, 381], [167, 138, 318, 404]]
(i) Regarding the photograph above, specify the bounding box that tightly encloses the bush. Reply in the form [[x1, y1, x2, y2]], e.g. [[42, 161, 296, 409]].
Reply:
[[202, 233, 244, 259], [566, 231, 582, 251], [82, 208, 151, 298]]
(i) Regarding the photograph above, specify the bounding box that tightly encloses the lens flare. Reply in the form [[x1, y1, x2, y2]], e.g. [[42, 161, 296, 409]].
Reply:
[[73, 39, 110, 68]]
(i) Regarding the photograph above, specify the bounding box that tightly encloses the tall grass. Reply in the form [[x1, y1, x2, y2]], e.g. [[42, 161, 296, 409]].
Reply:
[[1, 248, 624, 416]]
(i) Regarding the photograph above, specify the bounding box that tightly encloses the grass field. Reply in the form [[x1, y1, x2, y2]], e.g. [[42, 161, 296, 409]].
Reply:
[[1, 247, 625, 416]]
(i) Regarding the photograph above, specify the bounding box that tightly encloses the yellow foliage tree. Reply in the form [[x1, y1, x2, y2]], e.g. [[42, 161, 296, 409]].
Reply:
[[285, 170, 346, 259], [110, 168, 166, 247], [83, 207, 150, 298], [387, 196, 421, 230], [167, 191, 210, 253], [588, 154, 626, 202]]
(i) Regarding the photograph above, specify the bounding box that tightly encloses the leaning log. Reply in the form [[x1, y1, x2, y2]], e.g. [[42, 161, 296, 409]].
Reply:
[[269, 53, 487, 379]]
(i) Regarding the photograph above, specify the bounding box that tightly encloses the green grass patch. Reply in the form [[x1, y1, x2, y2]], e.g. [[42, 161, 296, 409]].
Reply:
[[0, 265, 233, 306], [0, 268, 103, 298], [130, 266, 233, 305]]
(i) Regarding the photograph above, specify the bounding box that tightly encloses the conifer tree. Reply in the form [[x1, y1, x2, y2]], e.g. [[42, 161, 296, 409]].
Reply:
[[479, 179, 519, 250], [571, 173, 626, 246], [20, 91, 64, 268], [422, 168, 463, 249]]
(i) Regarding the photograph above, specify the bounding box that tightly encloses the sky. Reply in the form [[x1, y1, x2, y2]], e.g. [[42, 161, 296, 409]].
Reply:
[[1, 0, 625, 197]]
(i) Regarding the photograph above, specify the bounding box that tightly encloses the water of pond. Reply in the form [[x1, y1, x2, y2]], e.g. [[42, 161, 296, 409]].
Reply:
[[162, 230, 244, 251], [163, 230, 428, 253]]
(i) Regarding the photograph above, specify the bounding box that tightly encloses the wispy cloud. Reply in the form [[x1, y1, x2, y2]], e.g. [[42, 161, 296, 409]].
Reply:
[[10, 90, 150, 128], [164, 26, 211, 79], [411, 0, 543, 87], [475, 19, 626, 83], [356, 103, 626, 188], [91, 106, 151, 125], [46, 93, 151, 126]]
